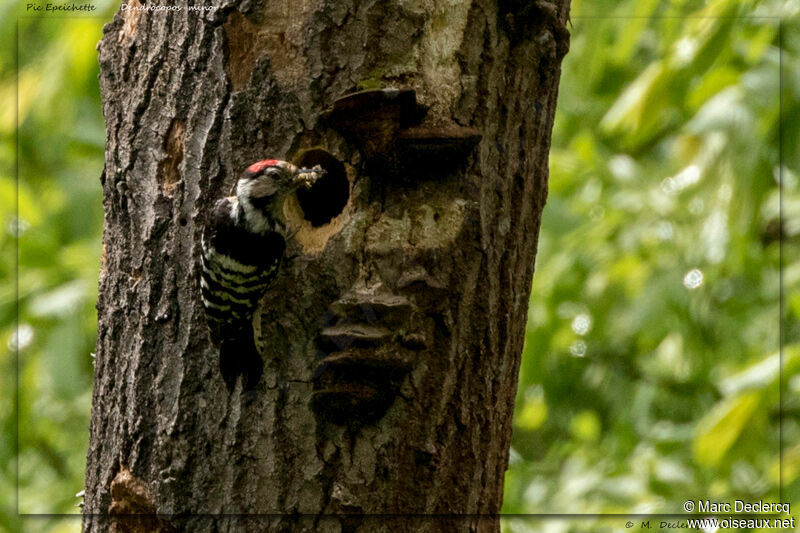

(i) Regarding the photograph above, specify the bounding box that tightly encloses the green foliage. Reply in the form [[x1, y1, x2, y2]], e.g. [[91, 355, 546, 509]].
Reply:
[[502, 0, 800, 529], [1, 3, 116, 532], [1, 1, 798, 531]]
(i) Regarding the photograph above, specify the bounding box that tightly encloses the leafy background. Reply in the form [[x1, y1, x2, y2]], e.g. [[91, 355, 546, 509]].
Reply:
[[0, 0, 797, 531], [2, 1, 117, 531], [502, 0, 800, 530]]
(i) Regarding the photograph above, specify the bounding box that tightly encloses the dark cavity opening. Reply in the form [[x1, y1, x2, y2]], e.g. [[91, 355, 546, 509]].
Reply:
[[296, 149, 349, 227]]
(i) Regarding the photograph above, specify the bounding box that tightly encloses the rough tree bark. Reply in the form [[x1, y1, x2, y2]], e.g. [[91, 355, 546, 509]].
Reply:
[[83, 1, 569, 532]]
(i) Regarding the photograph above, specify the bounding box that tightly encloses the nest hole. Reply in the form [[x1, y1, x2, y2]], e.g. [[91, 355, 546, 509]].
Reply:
[[296, 149, 349, 227]]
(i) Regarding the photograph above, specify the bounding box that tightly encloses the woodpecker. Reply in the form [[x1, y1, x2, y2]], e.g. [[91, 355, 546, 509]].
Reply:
[[200, 159, 324, 392]]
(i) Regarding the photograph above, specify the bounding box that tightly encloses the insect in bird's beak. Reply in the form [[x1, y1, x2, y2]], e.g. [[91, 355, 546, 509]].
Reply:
[[295, 165, 326, 189]]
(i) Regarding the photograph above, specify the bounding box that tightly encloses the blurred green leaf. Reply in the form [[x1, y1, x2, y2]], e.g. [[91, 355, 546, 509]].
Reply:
[[517, 392, 549, 431], [570, 411, 602, 443], [693, 392, 761, 467]]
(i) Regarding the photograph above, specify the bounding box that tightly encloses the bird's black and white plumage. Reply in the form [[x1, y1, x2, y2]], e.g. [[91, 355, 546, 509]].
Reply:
[[200, 159, 324, 392]]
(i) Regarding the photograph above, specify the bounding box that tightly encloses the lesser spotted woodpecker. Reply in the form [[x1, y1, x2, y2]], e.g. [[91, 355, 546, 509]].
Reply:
[[200, 159, 324, 392]]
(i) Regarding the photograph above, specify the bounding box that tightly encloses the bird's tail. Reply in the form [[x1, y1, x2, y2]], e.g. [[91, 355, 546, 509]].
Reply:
[[219, 321, 263, 393]]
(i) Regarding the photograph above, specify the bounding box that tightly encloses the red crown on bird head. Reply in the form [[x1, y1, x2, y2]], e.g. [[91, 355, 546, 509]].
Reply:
[[246, 159, 281, 174]]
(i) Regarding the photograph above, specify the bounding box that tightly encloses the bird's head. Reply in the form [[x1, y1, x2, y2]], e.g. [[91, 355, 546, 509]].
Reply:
[[238, 159, 324, 199], [236, 159, 325, 228]]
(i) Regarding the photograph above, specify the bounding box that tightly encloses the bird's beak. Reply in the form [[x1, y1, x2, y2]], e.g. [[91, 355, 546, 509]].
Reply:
[[294, 165, 326, 189]]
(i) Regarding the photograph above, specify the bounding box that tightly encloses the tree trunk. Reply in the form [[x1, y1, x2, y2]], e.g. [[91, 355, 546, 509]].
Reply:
[[83, 1, 570, 532]]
